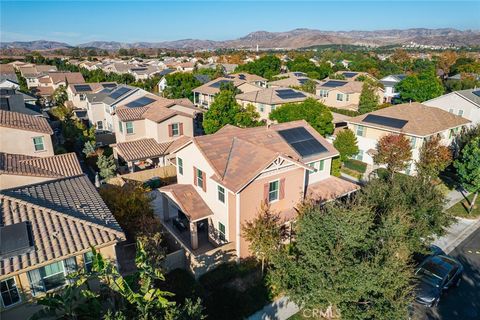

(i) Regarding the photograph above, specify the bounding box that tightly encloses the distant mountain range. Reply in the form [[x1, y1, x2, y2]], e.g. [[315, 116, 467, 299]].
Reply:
[[1, 28, 480, 51]]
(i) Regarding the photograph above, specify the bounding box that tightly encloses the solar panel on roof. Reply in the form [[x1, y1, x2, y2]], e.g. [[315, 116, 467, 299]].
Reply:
[[238, 74, 246, 80], [322, 80, 347, 88], [276, 89, 306, 99], [293, 72, 305, 77], [298, 78, 309, 85], [473, 90, 480, 97], [363, 114, 408, 129], [102, 83, 117, 88], [74, 84, 92, 92], [0, 221, 34, 259], [125, 96, 156, 108], [109, 87, 131, 99], [278, 127, 327, 158], [209, 79, 232, 88], [342, 72, 358, 78]]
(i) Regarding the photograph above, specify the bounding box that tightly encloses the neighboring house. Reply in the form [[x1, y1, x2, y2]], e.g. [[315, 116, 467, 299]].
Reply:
[[335, 71, 374, 81], [159, 121, 359, 272], [128, 66, 160, 81], [111, 96, 202, 171], [102, 62, 130, 74], [447, 73, 480, 81], [268, 74, 319, 88], [0, 110, 54, 157], [346, 102, 470, 175], [192, 73, 266, 108], [0, 88, 42, 116], [85, 85, 148, 132], [236, 87, 314, 122], [316, 79, 383, 111], [18, 65, 58, 89], [157, 69, 176, 92], [0, 154, 125, 315], [423, 89, 480, 125], [379, 74, 406, 103], [38, 72, 85, 90], [0, 64, 19, 89], [66, 82, 117, 109]]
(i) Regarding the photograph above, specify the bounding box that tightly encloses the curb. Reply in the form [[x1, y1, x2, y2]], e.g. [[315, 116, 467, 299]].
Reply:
[[442, 218, 480, 254]]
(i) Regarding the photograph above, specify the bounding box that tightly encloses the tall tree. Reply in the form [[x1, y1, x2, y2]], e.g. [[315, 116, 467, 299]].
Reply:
[[163, 73, 201, 101], [416, 135, 452, 180], [269, 98, 334, 136], [373, 134, 412, 175], [235, 55, 281, 79], [97, 154, 116, 180], [358, 79, 380, 114], [242, 203, 285, 274], [454, 137, 480, 212], [269, 202, 413, 320], [396, 71, 444, 102], [333, 129, 359, 162]]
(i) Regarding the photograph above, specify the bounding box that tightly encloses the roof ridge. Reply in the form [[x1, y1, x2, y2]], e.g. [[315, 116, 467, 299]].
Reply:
[[222, 137, 239, 179]]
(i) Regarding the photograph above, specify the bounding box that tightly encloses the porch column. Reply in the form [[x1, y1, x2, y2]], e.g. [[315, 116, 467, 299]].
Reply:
[[190, 222, 198, 250]]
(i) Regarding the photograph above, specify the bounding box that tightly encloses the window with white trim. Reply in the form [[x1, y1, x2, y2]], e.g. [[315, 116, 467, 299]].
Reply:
[[196, 168, 203, 188], [336, 93, 344, 101], [259, 104, 265, 112], [118, 120, 123, 133], [126, 122, 134, 134], [27, 259, 76, 296], [353, 150, 364, 161], [178, 157, 183, 175], [355, 125, 365, 137], [319, 89, 329, 98], [1, 277, 21, 308], [410, 136, 417, 149], [268, 180, 279, 202], [171, 123, 179, 136], [84, 252, 94, 273], [218, 185, 225, 203], [97, 121, 103, 130], [308, 160, 325, 173], [218, 222, 226, 242], [458, 109, 464, 116], [33, 137, 45, 151]]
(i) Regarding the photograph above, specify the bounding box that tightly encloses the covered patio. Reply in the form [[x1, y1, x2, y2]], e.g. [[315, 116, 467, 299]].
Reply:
[[112, 138, 171, 172], [306, 176, 360, 203]]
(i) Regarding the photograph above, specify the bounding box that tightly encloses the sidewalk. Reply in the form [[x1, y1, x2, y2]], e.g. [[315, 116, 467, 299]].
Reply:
[[248, 296, 299, 320]]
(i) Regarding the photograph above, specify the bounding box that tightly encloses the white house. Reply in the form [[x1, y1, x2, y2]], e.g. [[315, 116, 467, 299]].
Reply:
[[423, 89, 480, 125], [379, 74, 406, 103]]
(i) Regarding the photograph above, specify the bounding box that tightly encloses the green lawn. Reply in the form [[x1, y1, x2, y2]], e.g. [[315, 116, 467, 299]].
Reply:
[[447, 193, 480, 218]]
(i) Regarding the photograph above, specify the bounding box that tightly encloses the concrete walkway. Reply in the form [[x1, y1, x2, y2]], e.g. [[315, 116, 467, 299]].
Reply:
[[248, 296, 300, 320]]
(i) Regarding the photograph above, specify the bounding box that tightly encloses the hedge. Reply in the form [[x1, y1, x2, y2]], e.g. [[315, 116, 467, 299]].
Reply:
[[344, 159, 367, 173]]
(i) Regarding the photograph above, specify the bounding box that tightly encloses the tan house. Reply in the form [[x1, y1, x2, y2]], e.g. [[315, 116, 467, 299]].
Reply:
[[346, 102, 470, 175], [193, 73, 266, 108], [0, 110, 54, 157], [158, 121, 359, 269], [316, 79, 383, 111], [236, 87, 315, 122], [66, 82, 117, 109], [111, 96, 202, 172], [0, 153, 125, 316], [334, 71, 375, 81]]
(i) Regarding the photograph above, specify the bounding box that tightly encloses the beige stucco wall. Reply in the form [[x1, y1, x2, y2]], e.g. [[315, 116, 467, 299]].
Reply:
[[238, 166, 305, 258], [114, 117, 146, 143], [0, 175, 55, 190], [237, 99, 282, 122], [150, 114, 194, 143], [0, 127, 53, 157]]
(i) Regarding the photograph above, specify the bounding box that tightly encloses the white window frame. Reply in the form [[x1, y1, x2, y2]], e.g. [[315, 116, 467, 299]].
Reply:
[[319, 89, 329, 98], [336, 93, 344, 101], [171, 123, 179, 136], [458, 109, 464, 116], [268, 179, 280, 203], [33, 136, 45, 152], [126, 121, 134, 134], [0, 277, 21, 308], [356, 125, 365, 137], [410, 136, 417, 149], [84, 252, 94, 273], [118, 120, 123, 133], [177, 157, 183, 175], [218, 222, 226, 242], [259, 104, 265, 112], [354, 150, 364, 161], [217, 185, 225, 204], [448, 108, 454, 113], [196, 168, 203, 188], [97, 121, 103, 130]]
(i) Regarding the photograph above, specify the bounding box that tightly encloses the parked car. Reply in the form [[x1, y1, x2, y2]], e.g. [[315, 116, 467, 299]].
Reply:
[[413, 245, 445, 265], [414, 254, 463, 307]]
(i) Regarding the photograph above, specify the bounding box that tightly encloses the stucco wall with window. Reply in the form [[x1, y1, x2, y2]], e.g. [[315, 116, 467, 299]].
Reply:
[[424, 93, 480, 125], [151, 114, 194, 143], [0, 127, 53, 157], [114, 117, 146, 143]]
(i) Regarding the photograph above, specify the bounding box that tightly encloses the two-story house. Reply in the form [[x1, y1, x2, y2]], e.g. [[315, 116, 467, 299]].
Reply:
[[111, 96, 202, 172], [379, 74, 406, 103], [66, 82, 117, 109], [0, 110, 54, 157], [85, 85, 148, 132], [159, 121, 359, 266], [316, 79, 384, 112], [423, 88, 480, 125], [268, 72, 320, 88], [0, 152, 125, 317], [236, 87, 315, 122], [346, 102, 470, 175], [193, 73, 266, 108]]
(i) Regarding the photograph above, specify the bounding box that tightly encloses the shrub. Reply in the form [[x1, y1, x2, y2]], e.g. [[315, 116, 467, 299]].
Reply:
[[343, 159, 367, 173]]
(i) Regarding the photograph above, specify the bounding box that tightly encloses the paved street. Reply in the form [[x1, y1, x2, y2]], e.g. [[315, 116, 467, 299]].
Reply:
[[414, 227, 480, 320]]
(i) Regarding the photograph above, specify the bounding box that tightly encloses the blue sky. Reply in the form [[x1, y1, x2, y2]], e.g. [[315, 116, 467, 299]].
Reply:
[[1, 1, 479, 44]]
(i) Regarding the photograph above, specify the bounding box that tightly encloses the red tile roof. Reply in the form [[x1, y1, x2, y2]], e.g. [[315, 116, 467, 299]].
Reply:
[[0, 110, 53, 134]]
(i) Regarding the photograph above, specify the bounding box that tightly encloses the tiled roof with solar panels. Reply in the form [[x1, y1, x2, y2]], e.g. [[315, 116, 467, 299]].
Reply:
[[348, 102, 470, 136], [235, 87, 314, 105]]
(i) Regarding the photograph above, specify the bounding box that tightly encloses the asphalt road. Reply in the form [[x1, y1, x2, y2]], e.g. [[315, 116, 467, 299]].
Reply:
[[414, 227, 480, 320]]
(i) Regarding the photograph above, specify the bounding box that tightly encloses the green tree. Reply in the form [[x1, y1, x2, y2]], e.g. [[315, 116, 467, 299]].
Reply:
[[299, 79, 317, 94], [52, 85, 68, 106], [358, 80, 380, 114], [396, 71, 444, 102], [269, 201, 413, 319], [269, 98, 334, 136], [333, 129, 359, 162], [235, 55, 281, 79], [373, 134, 412, 175], [416, 135, 452, 180], [454, 137, 480, 212], [97, 154, 116, 180], [82, 141, 96, 158], [163, 73, 201, 101], [234, 103, 262, 128], [242, 203, 285, 274]]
